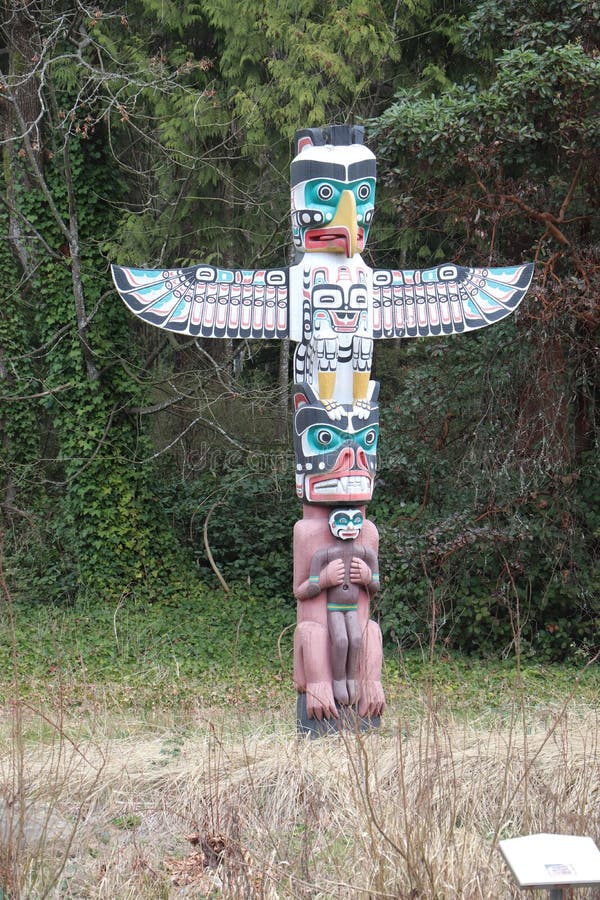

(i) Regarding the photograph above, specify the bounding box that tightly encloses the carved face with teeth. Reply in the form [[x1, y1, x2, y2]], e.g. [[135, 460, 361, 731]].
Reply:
[[328, 508, 364, 540], [291, 125, 376, 258], [310, 266, 370, 338], [293, 383, 379, 504]]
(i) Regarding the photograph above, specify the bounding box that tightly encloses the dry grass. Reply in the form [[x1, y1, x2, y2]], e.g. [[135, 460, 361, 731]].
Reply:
[[1, 689, 599, 899]]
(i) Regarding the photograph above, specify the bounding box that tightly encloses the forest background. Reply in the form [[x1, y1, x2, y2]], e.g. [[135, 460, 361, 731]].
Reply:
[[1, 0, 599, 688]]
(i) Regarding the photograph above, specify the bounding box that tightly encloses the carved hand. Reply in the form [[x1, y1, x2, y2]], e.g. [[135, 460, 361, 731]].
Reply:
[[350, 557, 371, 584], [321, 558, 345, 588]]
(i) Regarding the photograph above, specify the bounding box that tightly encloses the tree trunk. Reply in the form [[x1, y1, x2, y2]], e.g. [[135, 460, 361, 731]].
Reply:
[[278, 336, 290, 439], [0, 2, 43, 513]]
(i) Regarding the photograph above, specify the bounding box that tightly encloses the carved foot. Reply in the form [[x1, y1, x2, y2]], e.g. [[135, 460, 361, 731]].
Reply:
[[358, 679, 386, 718], [346, 678, 360, 706], [332, 678, 349, 705], [352, 399, 372, 420], [305, 681, 338, 720], [322, 399, 345, 421]]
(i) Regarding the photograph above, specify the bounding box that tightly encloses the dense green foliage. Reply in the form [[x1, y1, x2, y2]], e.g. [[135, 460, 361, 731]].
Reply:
[[367, 0, 600, 658], [1, 0, 598, 664]]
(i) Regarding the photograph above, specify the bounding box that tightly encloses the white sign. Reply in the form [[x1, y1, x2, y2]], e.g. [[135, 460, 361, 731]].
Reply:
[[500, 834, 600, 888]]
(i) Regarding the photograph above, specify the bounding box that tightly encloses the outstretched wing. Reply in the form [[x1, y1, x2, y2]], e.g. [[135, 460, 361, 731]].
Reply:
[[112, 264, 289, 339], [372, 263, 533, 339]]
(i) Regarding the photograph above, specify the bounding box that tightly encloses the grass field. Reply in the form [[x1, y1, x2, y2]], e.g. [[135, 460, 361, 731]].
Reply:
[[0, 592, 599, 897]]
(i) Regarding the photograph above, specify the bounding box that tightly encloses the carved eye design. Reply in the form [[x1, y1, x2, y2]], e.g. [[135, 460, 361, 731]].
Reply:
[[363, 429, 377, 447], [317, 183, 334, 201], [316, 428, 334, 446], [357, 182, 371, 201]]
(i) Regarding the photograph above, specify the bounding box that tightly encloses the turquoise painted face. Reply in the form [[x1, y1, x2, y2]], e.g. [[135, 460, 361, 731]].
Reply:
[[293, 178, 375, 255], [305, 423, 379, 457], [293, 382, 380, 505], [329, 508, 364, 540], [306, 176, 374, 231], [290, 141, 377, 255]]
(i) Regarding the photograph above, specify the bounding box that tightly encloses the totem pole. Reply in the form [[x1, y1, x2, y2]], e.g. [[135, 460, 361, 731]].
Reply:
[[112, 124, 533, 734]]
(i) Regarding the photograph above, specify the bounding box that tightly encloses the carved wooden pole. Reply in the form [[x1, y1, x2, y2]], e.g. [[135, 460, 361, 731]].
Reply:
[[111, 124, 534, 734]]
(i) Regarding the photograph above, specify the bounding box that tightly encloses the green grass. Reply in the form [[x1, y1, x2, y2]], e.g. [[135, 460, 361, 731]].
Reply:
[[1, 579, 598, 720]]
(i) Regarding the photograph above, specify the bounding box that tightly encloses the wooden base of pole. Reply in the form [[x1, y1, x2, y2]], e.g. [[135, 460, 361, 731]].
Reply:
[[296, 692, 381, 738]]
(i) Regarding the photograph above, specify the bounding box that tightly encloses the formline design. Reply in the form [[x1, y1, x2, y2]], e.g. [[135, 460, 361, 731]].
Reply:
[[112, 123, 534, 735]]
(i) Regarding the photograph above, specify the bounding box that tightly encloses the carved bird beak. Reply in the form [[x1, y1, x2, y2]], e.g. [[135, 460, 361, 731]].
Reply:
[[302, 189, 360, 256], [330, 190, 358, 258]]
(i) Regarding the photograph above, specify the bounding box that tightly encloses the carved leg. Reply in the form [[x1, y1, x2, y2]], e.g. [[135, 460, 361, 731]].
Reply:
[[352, 337, 373, 419], [357, 619, 386, 718], [327, 609, 350, 705], [317, 338, 345, 420], [345, 609, 362, 705], [294, 621, 338, 720]]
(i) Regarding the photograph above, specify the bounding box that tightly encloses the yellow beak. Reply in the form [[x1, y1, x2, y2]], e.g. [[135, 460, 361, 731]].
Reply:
[[330, 190, 358, 258]]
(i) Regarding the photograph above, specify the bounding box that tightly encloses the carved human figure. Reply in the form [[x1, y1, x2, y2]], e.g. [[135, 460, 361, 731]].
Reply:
[[294, 503, 385, 721], [303, 508, 380, 705]]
